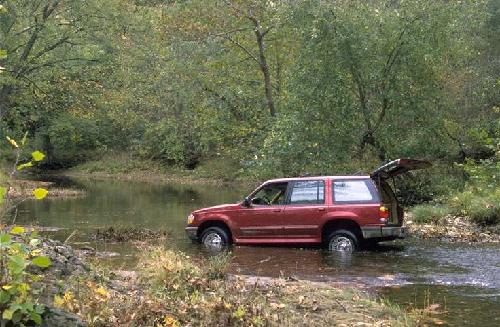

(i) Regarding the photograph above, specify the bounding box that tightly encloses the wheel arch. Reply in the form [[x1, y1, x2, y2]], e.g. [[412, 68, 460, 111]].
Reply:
[[197, 220, 233, 242], [321, 218, 363, 243]]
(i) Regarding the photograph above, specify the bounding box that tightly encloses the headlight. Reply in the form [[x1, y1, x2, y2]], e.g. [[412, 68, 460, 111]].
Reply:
[[187, 213, 195, 225]]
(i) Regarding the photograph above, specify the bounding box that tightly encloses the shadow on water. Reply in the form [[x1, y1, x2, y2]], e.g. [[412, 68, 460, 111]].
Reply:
[[15, 176, 500, 327]]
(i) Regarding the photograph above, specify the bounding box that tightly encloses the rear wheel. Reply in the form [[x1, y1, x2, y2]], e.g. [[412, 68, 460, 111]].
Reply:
[[325, 230, 359, 252], [200, 226, 230, 251]]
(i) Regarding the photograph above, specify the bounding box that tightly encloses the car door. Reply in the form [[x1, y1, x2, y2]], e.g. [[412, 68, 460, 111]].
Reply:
[[281, 179, 326, 239], [235, 182, 289, 239]]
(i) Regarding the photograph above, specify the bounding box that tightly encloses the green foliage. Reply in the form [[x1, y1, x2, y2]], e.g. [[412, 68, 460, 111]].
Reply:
[[412, 155, 500, 226], [411, 205, 453, 225], [0, 228, 51, 326], [0, 136, 50, 325], [43, 113, 101, 166], [0, 0, 498, 190]]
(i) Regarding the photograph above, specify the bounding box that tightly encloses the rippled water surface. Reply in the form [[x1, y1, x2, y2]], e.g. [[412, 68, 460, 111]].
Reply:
[[16, 176, 500, 326]]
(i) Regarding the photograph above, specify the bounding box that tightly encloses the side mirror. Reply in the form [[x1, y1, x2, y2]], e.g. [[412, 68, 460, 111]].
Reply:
[[242, 197, 252, 208]]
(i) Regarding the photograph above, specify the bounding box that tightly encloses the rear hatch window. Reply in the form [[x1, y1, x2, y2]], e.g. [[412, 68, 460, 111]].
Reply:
[[332, 179, 380, 204]]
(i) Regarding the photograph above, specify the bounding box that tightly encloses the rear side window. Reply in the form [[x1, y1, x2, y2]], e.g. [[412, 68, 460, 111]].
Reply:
[[289, 180, 325, 204], [333, 179, 380, 204]]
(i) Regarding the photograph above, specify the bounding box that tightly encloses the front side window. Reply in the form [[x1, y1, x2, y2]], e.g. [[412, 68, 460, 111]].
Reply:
[[289, 180, 325, 205], [333, 179, 379, 203], [251, 182, 288, 206]]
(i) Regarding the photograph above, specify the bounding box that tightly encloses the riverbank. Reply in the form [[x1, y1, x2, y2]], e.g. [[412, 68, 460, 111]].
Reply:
[[63, 153, 255, 186], [406, 214, 500, 243], [5, 179, 85, 199], [31, 239, 424, 326], [406, 217, 500, 243]]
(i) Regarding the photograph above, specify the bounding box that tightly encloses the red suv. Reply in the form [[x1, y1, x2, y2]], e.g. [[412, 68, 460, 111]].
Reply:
[[185, 159, 430, 251]]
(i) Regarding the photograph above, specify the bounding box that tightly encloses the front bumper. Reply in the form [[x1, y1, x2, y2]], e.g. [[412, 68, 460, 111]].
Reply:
[[185, 226, 199, 241], [361, 226, 406, 240]]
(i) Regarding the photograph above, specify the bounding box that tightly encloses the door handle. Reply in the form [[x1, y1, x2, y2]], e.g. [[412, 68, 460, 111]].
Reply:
[[272, 209, 282, 213], [318, 208, 326, 212]]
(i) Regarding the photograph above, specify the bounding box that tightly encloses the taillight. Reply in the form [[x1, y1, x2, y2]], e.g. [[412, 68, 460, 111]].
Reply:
[[379, 205, 389, 223]]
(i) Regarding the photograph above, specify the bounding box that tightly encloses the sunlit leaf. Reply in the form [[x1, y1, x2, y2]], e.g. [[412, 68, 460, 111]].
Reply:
[[95, 286, 109, 297], [0, 49, 6, 58], [16, 162, 33, 171], [53, 295, 64, 308], [0, 233, 11, 248], [8, 255, 27, 274], [31, 151, 45, 162], [29, 238, 41, 246], [6, 136, 18, 148], [10, 226, 25, 235], [0, 186, 6, 199], [33, 188, 48, 200], [32, 256, 51, 268], [2, 309, 13, 320]]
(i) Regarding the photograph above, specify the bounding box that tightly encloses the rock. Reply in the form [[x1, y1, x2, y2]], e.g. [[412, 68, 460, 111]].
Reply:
[[41, 307, 87, 327]]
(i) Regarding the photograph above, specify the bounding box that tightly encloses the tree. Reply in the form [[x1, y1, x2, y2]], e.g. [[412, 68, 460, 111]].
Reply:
[[261, 0, 490, 174]]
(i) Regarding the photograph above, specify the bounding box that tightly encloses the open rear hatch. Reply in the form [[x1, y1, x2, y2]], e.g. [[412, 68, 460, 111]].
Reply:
[[371, 158, 432, 180], [371, 159, 432, 225]]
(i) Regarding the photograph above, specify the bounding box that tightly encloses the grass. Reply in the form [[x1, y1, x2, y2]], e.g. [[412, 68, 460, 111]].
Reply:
[[411, 188, 500, 227], [54, 246, 420, 326], [67, 151, 250, 186], [410, 204, 453, 225]]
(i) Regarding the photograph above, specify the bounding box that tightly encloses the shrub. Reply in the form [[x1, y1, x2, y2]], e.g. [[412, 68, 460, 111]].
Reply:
[[411, 204, 452, 224], [469, 203, 500, 226], [0, 228, 52, 326], [40, 113, 102, 167], [0, 135, 51, 325]]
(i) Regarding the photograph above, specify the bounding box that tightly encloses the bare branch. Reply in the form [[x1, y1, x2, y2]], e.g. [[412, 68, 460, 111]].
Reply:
[[222, 35, 260, 64], [29, 35, 71, 62], [23, 58, 100, 75]]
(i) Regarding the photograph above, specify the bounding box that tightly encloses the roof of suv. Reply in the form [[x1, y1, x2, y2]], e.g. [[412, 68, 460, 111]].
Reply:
[[265, 175, 371, 183]]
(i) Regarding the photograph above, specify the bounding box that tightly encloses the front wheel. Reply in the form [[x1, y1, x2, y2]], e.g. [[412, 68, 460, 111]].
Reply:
[[325, 230, 359, 252], [200, 227, 230, 251]]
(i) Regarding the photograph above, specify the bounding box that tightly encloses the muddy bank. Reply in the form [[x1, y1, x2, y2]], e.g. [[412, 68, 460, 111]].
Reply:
[[406, 215, 500, 243], [90, 226, 171, 242], [60, 170, 246, 187], [6, 179, 85, 199]]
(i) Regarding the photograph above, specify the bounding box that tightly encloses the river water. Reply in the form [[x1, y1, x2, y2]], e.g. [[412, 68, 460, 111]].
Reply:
[[15, 176, 500, 326]]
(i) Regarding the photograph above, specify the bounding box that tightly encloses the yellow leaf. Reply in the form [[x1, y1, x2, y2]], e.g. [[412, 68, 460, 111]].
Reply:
[[53, 295, 64, 308], [96, 286, 109, 297], [6, 136, 18, 148], [31, 249, 42, 256], [31, 151, 45, 162], [2, 285, 12, 290], [33, 188, 48, 200], [10, 226, 25, 234], [17, 162, 33, 171]]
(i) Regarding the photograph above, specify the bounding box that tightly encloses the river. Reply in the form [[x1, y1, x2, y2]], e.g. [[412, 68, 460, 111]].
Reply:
[[15, 176, 500, 327]]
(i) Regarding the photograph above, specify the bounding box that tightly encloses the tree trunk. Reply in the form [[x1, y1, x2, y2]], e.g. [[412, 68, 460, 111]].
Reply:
[[360, 132, 387, 162], [253, 25, 276, 117]]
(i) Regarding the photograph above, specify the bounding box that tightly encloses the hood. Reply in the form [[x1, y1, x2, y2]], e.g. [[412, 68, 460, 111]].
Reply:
[[193, 203, 242, 214], [371, 158, 431, 179]]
